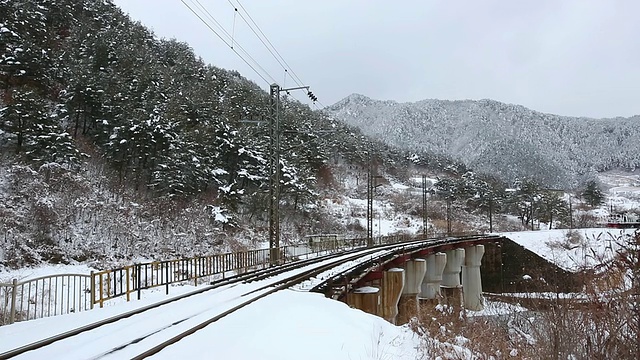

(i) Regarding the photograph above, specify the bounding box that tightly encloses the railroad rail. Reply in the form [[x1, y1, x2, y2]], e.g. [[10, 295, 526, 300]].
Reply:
[[1, 234, 493, 359], [310, 234, 505, 300], [0, 239, 417, 359], [0, 235, 394, 325]]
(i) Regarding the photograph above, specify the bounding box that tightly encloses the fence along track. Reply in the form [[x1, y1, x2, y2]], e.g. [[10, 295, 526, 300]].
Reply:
[[90, 238, 381, 308], [131, 236, 472, 359], [1, 235, 481, 359], [0, 244, 379, 359], [0, 233, 471, 326], [0, 239, 361, 325], [0, 234, 465, 326], [132, 244, 414, 359], [0, 274, 91, 325]]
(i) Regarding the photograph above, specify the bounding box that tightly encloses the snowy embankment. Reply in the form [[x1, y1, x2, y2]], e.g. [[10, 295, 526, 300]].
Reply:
[[0, 285, 422, 360], [1, 227, 637, 359], [149, 290, 421, 360], [499, 228, 637, 272]]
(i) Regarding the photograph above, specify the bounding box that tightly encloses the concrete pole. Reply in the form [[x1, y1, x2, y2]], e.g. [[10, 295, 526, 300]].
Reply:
[[397, 259, 426, 324], [441, 248, 465, 307], [462, 245, 485, 311], [347, 286, 380, 316], [420, 252, 447, 299], [380, 268, 405, 324]]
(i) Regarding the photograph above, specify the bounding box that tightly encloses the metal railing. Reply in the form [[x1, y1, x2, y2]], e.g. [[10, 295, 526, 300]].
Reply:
[[1, 274, 92, 325], [0, 233, 427, 326], [91, 248, 272, 307]]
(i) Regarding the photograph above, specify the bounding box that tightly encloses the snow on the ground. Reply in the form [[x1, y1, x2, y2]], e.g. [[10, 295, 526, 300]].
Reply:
[[0, 284, 204, 352], [1, 249, 426, 359], [353, 216, 421, 236], [598, 170, 640, 188], [410, 177, 437, 187], [467, 299, 528, 317], [322, 195, 423, 235], [3, 227, 635, 358], [499, 228, 637, 272], [0, 263, 98, 282], [392, 181, 409, 190], [151, 290, 421, 360], [0, 283, 421, 360], [599, 170, 640, 211]]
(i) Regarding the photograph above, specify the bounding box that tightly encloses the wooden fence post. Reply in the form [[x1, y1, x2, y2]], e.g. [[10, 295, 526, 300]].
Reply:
[[89, 272, 95, 310], [165, 263, 169, 295], [125, 267, 131, 302], [9, 279, 17, 324], [99, 273, 104, 308], [137, 265, 142, 300]]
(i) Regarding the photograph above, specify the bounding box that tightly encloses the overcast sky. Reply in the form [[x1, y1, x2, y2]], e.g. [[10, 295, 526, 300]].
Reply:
[[113, 0, 640, 118]]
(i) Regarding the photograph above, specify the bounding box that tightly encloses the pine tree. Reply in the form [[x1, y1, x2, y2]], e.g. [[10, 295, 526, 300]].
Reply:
[[581, 180, 604, 207]]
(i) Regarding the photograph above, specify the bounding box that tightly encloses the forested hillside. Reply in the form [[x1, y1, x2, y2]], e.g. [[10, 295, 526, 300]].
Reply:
[[328, 94, 640, 187], [1, 0, 465, 267]]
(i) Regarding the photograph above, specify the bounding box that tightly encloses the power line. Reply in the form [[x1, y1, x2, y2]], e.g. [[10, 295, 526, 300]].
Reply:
[[231, 0, 326, 108], [231, 0, 307, 88], [181, 0, 275, 85], [227, 0, 297, 86], [190, 0, 276, 84], [184, 0, 324, 107]]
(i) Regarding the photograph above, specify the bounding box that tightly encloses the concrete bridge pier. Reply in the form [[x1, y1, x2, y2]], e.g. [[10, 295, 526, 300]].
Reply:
[[380, 268, 405, 324], [420, 252, 447, 304], [397, 259, 426, 324], [462, 245, 485, 311], [346, 286, 380, 316], [441, 248, 465, 307]]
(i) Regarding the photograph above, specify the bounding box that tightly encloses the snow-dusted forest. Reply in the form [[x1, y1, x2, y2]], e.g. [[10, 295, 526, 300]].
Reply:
[[0, 0, 461, 267], [2, 1, 640, 359], [328, 94, 640, 187], [2, 0, 638, 269]]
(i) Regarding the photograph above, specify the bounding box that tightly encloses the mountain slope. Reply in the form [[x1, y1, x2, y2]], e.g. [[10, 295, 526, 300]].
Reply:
[[327, 94, 640, 186]]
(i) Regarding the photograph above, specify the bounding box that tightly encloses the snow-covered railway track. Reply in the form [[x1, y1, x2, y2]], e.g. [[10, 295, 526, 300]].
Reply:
[[1, 240, 431, 360]]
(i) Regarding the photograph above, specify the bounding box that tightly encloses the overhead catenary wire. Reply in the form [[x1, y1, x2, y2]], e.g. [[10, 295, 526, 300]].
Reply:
[[229, 0, 320, 103], [230, 4, 237, 49], [181, 0, 276, 85], [190, 0, 276, 84], [184, 0, 323, 107], [226, 0, 304, 89]]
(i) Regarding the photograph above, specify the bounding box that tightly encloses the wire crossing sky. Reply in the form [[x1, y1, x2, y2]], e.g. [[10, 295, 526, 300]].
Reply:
[[114, 0, 640, 118]]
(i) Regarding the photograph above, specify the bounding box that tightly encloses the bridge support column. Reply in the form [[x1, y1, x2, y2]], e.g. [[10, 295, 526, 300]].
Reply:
[[420, 252, 447, 303], [397, 259, 426, 324], [346, 286, 380, 316], [381, 268, 405, 324], [462, 245, 485, 311], [441, 248, 465, 308]]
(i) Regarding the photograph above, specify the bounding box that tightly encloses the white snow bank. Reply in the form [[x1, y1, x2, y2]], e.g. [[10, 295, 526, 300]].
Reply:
[[152, 290, 421, 360], [499, 228, 637, 272]]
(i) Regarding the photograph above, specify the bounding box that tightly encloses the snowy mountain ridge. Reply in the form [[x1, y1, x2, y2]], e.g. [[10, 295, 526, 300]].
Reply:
[[327, 94, 640, 187]]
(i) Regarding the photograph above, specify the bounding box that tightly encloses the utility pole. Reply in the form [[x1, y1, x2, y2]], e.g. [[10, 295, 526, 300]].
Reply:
[[422, 175, 428, 237], [268, 83, 281, 266], [267, 84, 316, 266], [530, 200, 535, 231], [489, 194, 493, 233], [446, 198, 452, 235], [366, 152, 384, 247], [569, 194, 573, 230], [367, 158, 374, 247], [634, 233, 640, 360]]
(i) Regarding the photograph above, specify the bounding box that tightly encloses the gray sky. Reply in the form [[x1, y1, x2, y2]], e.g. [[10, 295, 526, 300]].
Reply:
[[113, 0, 640, 118]]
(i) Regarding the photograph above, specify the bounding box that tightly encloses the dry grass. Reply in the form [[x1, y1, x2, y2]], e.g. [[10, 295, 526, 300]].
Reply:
[[411, 232, 639, 359]]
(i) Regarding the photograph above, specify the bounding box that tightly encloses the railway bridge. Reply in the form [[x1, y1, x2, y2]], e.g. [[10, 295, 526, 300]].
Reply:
[[311, 234, 504, 324], [1, 234, 507, 358]]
